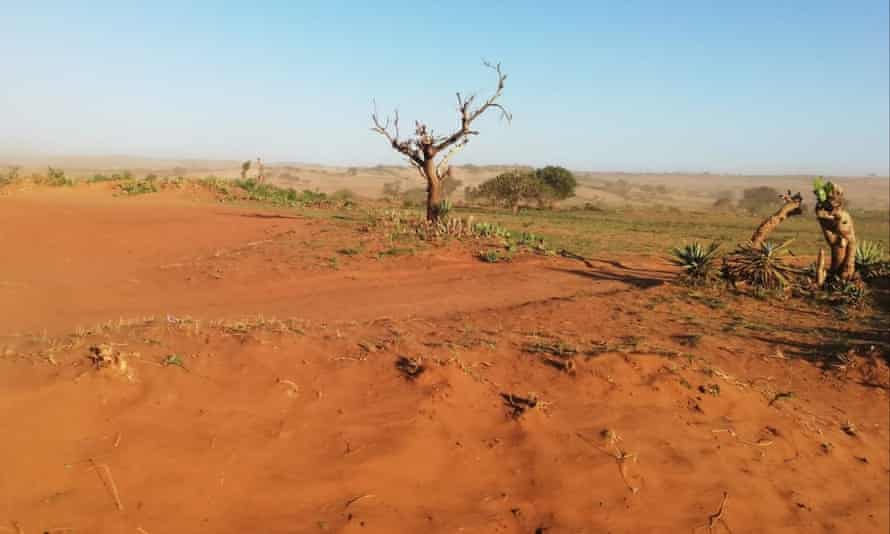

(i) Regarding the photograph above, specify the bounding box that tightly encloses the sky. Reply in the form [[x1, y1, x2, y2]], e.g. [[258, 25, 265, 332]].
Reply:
[[1, 1, 888, 175]]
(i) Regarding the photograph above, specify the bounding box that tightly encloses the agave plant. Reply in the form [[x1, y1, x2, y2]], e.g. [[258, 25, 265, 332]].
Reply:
[[724, 239, 802, 290], [671, 241, 721, 284], [855, 240, 889, 279], [438, 199, 454, 219]]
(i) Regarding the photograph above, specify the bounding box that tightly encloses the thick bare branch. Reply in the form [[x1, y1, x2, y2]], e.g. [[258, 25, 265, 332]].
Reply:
[[371, 102, 423, 166], [749, 190, 803, 248], [436, 137, 470, 177]]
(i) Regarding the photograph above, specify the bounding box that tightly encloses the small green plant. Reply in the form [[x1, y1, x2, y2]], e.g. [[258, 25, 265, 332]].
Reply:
[[478, 249, 510, 263], [471, 221, 511, 239], [812, 177, 833, 203], [438, 199, 453, 219], [855, 241, 889, 279], [161, 353, 188, 370], [670, 241, 721, 285], [824, 276, 869, 306]]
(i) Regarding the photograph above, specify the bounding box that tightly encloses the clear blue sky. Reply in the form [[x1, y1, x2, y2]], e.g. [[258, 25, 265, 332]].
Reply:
[[1, 1, 887, 175]]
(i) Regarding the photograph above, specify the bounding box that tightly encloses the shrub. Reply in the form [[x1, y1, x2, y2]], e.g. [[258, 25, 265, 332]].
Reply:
[[331, 189, 356, 200], [671, 241, 721, 285], [399, 187, 426, 207], [117, 178, 159, 195], [469, 170, 546, 212], [442, 173, 463, 198], [738, 186, 780, 215], [534, 166, 577, 200], [43, 167, 73, 187], [724, 240, 801, 291], [1, 165, 21, 185], [382, 181, 402, 198], [712, 197, 734, 210]]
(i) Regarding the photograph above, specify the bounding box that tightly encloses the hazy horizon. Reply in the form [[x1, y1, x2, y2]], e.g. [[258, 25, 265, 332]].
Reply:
[[2, 2, 888, 176]]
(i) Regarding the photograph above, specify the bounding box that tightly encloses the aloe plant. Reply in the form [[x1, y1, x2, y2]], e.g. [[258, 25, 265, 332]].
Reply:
[[855, 241, 889, 279], [725, 239, 801, 290], [671, 241, 721, 284]]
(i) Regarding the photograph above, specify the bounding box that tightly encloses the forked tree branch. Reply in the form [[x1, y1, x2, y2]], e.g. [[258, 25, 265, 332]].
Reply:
[[436, 136, 470, 177], [435, 61, 511, 153], [370, 62, 510, 176], [371, 102, 423, 166]]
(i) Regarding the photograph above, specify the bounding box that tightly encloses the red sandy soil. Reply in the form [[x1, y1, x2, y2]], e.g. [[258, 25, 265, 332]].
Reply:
[[0, 188, 887, 533]]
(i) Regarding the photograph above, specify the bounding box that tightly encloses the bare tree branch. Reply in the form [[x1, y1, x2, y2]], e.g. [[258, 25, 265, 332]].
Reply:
[[434, 61, 510, 153], [371, 101, 423, 166], [436, 137, 470, 177]]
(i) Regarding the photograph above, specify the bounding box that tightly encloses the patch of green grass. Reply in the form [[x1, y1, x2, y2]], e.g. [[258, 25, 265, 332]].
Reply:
[[233, 179, 328, 207], [441, 205, 889, 259]]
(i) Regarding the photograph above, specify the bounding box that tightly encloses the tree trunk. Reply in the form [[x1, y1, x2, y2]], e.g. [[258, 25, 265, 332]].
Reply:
[[815, 185, 857, 281], [423, 159, 443, 222], [750, 196, 803, 248]]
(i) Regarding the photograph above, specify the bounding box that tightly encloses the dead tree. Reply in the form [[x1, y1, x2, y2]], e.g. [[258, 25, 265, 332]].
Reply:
[[749, 191, 803, 248], [371, 62, 511, 221], [256, 157, 265, 184], [815, 183, 857, 281]]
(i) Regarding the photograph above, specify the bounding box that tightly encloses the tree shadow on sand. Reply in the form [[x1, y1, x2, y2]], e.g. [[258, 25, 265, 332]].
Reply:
[[547, 264, 670, 289], [747, 323, 890, 389]]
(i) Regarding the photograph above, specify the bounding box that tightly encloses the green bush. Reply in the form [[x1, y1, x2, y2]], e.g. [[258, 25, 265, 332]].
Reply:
[[43, 167, 73, 187], [117, 178, 159, 195], [534, 166, 577, 200], [467, 166, 576, 210], [738, 186, 781, 215]]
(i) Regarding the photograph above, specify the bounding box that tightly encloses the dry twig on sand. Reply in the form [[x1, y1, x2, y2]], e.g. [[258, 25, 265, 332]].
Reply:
[[576, 430, 641, 494], [345, 493, 375, 509], [693, 491, 731, 533], [90, 458, 123, 511]]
